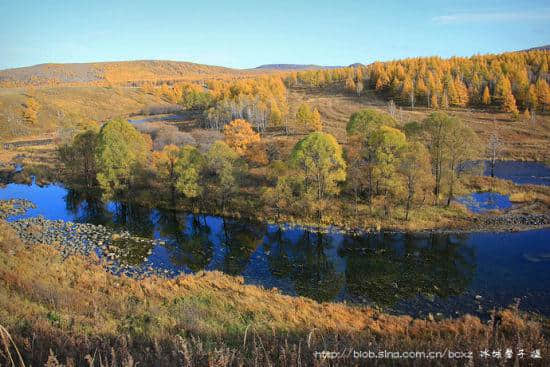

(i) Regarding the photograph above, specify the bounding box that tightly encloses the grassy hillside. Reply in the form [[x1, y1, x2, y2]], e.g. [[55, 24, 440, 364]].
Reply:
[[0, 60, 280, 87], [0, 86, 173, 140]]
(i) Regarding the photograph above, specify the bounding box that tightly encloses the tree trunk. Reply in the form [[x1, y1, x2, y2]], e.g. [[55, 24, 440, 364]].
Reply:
[[405, 192, 412, 221]]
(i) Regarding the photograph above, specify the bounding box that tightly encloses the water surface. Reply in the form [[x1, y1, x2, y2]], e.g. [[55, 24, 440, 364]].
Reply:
[[482, 160, 550, 186], [456, 192, 512, 213], [1, 181, 549, 318], [128, 114, 183, 125]]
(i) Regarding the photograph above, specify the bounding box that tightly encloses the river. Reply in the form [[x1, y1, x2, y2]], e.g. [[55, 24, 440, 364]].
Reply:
[[1, 173, 549, 319]]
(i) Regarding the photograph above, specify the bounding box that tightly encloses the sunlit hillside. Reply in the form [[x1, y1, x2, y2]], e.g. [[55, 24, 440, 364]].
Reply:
[[0, 60, 287, 87]]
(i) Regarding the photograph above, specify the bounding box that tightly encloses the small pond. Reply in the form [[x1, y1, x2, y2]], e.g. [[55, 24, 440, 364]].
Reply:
[[456, 160, 549, 213], [456, 192, 512, 213], [128, 114, 184, 125], [480, 160, 550, 186]]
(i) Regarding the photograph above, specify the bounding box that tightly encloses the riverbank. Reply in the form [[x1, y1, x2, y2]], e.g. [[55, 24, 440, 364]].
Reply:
[[0, 219, 548, 366], [2, 154, 550, 234], [1, 199, 174, 279]]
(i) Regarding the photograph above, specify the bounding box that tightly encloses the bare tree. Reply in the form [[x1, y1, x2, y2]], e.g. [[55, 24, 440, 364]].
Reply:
[[387, 100, 397, 120], [410, 81, 415, 108], [356, 80, 364, 96], [426, 88, 431, 108], [486, 120, 503, 178], [153, 126, 196, 151]]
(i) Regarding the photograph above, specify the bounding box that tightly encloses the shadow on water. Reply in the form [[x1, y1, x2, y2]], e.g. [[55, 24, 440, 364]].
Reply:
[[340, 232, 476, 307], [1, 180, 550, 317]]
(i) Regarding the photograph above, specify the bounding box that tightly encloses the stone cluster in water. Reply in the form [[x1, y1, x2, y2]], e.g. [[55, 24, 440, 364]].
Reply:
[[474, 213, 550, 228], [2, 199, 177, 279], [0, 199, 36, 220]]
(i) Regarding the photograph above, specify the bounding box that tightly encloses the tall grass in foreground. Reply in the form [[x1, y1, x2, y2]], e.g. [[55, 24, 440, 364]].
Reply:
[[0, 221, 548, 366]]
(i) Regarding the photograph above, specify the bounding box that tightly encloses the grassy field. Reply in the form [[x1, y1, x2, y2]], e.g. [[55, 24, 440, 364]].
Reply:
[[288, 85, 550, 162], [0, 220, 548, 366], [0, 86, 172, 141]]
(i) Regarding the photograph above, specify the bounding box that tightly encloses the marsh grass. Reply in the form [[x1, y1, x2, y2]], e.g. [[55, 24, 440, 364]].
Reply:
[[0, 220, 548, 365]]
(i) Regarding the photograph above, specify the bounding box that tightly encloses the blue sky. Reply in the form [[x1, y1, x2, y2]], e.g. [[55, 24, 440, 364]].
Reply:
[[0, 0, 549, 70]]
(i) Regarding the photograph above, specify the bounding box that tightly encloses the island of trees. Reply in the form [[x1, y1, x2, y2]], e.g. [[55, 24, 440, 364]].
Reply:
[[58, 104, 484, 231]]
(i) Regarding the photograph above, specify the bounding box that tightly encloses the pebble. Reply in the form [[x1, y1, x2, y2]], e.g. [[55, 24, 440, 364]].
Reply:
[[474, 213, 550, 227], [1, 199, 174, 280]]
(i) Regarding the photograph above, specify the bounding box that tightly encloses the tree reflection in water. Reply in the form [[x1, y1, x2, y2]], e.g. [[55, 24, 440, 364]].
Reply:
[[63, 187, 475, 306], [341, 232, 476, 306], [220, 219, 266, 276], [64, 187, 108, 224], [156, 210, 213, 272], [110, 202, 154, 238], [265, 228, 344, 303]]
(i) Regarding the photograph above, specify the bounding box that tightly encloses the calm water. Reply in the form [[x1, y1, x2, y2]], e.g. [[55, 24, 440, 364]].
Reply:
[[128, 114, 183, 124], [456, 160, 550, 212], [482, 160, 550, 186], [456, 192, 512, 213], [1, 180, 549, 318]]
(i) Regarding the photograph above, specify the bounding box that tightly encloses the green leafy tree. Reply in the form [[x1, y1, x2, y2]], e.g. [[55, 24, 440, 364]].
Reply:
[[444, 120, 479, 206], [346, 108, 396, 136], [420, 112, 479, 205], [175, 145, 204, 204], [202, 141, 241, 213], [152, 145, 181, 203], [420, 112, 454, 202], [346, 109, 398, 203], [399, 142, 433, 220], [289, 132, 346, 216], [368, 125, 407, 216], [57, 129, 99, 189], [95, 119, 151, 200]]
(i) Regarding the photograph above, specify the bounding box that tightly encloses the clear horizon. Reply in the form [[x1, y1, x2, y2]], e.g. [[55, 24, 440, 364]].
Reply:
[[1, 0, 549, 70]]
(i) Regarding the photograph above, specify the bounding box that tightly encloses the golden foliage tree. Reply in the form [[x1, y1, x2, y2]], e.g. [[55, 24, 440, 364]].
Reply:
[[223, 119, 260, 156], [345, 76, 356, 93], [482, 86, 491, 105], [502, 91, 519, 118], [537, 79, 550, 111], [22, 97, 39, 124], [311, 108, 322, 131]]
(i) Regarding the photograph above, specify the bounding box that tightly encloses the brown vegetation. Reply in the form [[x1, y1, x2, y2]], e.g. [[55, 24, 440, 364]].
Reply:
[[0, 220, 548, 366]]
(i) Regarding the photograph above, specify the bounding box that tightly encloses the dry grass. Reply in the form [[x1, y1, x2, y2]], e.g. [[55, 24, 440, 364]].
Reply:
[[465, 175, 550, 208], [0, 220, 548, 365], [0, 86, 169, 140], [288, 85, 550, 161]]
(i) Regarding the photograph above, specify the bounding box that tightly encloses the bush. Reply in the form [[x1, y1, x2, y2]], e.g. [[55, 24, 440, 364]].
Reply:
[[153, 126, 196, 151]]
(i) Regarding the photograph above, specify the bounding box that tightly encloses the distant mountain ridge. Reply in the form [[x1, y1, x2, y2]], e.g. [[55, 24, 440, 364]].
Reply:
[[521, 45, 550, 51], [255, 64, 343, 70]]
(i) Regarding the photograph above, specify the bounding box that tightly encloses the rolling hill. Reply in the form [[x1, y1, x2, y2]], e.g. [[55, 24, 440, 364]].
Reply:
[[255, 64, 342, 70], [0, 60, 277, 87]]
